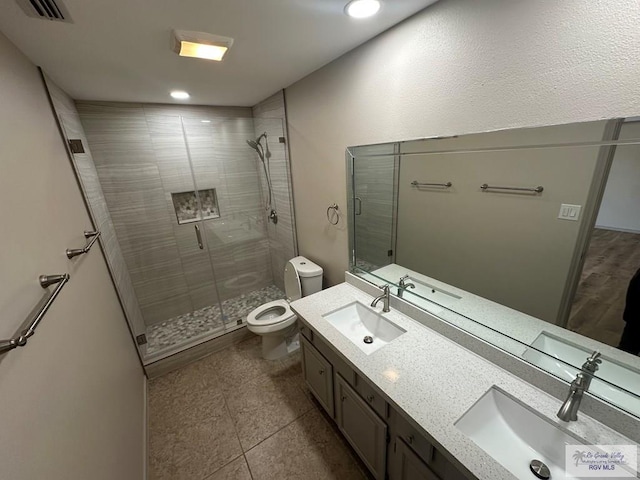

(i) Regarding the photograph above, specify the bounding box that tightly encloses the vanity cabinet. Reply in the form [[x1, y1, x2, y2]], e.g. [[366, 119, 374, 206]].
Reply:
[[299, 320, 472, 480], [335, 373, 388, 480], [300, 336, 334, 416]]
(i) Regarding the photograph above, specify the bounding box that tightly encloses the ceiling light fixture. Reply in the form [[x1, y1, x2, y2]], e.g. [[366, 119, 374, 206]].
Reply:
[[170, 91, 190, 100], [345, 0, 381, 18], [172, 30, 234, 62]]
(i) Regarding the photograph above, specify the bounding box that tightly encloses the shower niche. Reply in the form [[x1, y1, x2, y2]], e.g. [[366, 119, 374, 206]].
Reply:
[[171, 188, 220, 224]]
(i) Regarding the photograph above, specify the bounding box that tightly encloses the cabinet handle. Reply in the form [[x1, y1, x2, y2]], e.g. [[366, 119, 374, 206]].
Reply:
[[341, 395, 347, 401], [367, 394, 375, 403], [319, 369, 324, 375], [407, 434, 414, 445]]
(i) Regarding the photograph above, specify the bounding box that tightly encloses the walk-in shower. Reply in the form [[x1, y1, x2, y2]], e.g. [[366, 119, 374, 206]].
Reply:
[[54, 102, 297, 365], [247, 133, 278, 224]]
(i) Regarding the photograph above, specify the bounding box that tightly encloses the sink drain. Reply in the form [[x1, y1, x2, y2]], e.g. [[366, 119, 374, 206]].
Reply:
[[529, 460, 550, 479], [363, 336, 373, 344]]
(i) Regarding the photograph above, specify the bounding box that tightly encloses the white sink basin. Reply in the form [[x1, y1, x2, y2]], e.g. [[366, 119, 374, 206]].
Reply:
[[323, 301, 406, 354], [456, 386, 587, 480], [522, 332, 640, 416]]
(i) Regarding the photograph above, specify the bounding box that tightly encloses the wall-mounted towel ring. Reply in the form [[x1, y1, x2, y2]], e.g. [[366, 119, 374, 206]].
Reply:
[[327, 203, 339, 225]]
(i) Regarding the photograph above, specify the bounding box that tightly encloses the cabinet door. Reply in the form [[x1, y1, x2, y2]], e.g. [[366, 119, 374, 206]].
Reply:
[[301, 336, 334, 417], [335, 374, 387, 480], [395, 437, 440, 480]]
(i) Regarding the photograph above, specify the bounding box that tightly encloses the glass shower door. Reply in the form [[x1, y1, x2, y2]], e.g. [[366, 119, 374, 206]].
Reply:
[[351, 144, 398, 272], [182, 116, 288, 330], [138, 113, 226, 358]]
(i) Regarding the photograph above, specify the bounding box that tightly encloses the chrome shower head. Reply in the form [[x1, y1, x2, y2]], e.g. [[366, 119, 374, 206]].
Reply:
[[246, 139, 259, 150]]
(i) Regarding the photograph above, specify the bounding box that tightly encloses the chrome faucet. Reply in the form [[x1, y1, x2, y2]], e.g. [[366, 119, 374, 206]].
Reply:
[[371, 284, 391, 312], [557, 351, 602, 422], [398, 274, 416, 298]]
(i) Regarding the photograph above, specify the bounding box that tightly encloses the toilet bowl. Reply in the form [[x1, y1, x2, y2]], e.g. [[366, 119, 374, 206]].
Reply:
[[247, 256, 323, 360]]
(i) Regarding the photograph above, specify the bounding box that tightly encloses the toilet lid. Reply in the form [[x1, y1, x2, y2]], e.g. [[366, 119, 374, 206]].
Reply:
[[284, 261, 302, 301]]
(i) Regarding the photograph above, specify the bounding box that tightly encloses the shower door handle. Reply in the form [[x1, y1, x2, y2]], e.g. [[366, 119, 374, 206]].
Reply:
[[194, 224, 203, 249]]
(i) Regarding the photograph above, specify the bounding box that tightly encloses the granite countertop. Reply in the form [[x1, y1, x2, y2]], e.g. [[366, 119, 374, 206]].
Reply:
[[291, 282, 637, 480]]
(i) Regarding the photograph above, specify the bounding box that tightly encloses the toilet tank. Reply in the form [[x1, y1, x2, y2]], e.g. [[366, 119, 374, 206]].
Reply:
[[287, 256, 323, 298]]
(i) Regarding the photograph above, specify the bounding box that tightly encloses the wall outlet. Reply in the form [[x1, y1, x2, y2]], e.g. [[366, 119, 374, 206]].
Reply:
[[558, 204, 582, 221]]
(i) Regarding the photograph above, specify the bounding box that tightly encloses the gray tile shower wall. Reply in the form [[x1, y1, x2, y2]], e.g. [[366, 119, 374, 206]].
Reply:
[[75, 101, 276, 326], [251, 91, 298, 290], [43, 76, 148, 353]]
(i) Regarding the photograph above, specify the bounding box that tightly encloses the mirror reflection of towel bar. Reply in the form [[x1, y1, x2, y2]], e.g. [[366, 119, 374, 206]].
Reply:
[[411, 181, 452, 188], [480, 183, 544, 193]]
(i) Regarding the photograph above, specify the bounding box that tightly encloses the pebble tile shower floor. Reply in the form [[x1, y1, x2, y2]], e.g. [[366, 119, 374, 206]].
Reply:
[[148, 336, 372, 479], [147, 285, 285, 355]]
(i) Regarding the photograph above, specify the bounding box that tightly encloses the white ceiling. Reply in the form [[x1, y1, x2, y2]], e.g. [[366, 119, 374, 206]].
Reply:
[[0, 0, 437, 106]]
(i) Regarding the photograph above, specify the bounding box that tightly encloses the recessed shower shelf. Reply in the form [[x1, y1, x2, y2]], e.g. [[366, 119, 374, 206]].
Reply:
[[171, 188, 220, 224]]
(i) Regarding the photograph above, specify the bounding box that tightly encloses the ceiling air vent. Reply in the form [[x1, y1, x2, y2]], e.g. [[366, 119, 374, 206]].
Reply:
[[15, 0, 72, 23]]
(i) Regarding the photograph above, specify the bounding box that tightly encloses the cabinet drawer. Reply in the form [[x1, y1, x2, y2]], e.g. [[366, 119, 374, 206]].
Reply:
[[391, 410, 469, 480], [335, 373, 387, 480], [298, 320, 356, 386], [395, 437, 440, 480], [299, 320, 313, 342], [391, 409, 435, 467], [301, 336, 334, 417], [355, 372, 388, 419]]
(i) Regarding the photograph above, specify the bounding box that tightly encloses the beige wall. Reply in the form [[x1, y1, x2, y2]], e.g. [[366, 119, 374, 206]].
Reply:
[[284, 0, 640, 286], [596, 122, 640, 233], [0, 32, 145, 480], [395, 123, 606, 323]]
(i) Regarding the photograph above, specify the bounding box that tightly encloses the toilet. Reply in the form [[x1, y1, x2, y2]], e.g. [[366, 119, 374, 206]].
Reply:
[[247, 256, 323, 360]]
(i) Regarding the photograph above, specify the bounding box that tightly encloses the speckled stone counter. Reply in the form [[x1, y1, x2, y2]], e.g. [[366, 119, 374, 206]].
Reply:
[[291, 282, 638, 480]]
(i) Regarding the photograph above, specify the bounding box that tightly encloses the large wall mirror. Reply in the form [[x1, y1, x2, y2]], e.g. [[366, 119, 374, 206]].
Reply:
[[346, 118, 640, 418]]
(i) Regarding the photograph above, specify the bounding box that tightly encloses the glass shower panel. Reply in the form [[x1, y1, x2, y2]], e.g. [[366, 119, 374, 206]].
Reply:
[[352, 145, 398, 271], [182, 116, 288, 329], [58, 111, 148, 359]]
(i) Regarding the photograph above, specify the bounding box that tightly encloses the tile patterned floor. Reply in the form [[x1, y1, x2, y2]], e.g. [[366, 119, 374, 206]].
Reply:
[[147, 285, 286, 355], [148, 336, 371, 480]]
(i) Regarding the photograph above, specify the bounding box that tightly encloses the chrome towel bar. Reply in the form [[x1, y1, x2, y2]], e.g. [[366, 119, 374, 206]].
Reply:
[[411, 181, 453, 188], [66, 230, 100, 259], [480, 183, 544, 193], [0, 273, 70, 354]]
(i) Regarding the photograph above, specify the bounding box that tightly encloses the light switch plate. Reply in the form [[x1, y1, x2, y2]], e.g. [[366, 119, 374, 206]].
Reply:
[[558, 204, 582, 221]]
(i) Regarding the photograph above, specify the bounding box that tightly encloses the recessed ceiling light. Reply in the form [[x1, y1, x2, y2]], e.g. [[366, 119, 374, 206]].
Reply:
[[201, 120, 211, 123], [172, 30, 234, 62], [170, 91, 190, 100], [345, 0, 381, 18]]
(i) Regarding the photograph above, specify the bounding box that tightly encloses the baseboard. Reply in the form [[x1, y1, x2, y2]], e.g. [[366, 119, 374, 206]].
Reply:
[[594, 225, 640, 235], [144, 326, 255, 379]]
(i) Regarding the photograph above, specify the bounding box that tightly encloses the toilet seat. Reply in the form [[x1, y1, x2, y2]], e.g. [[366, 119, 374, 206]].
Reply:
[[247, 299, 297, 335]]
